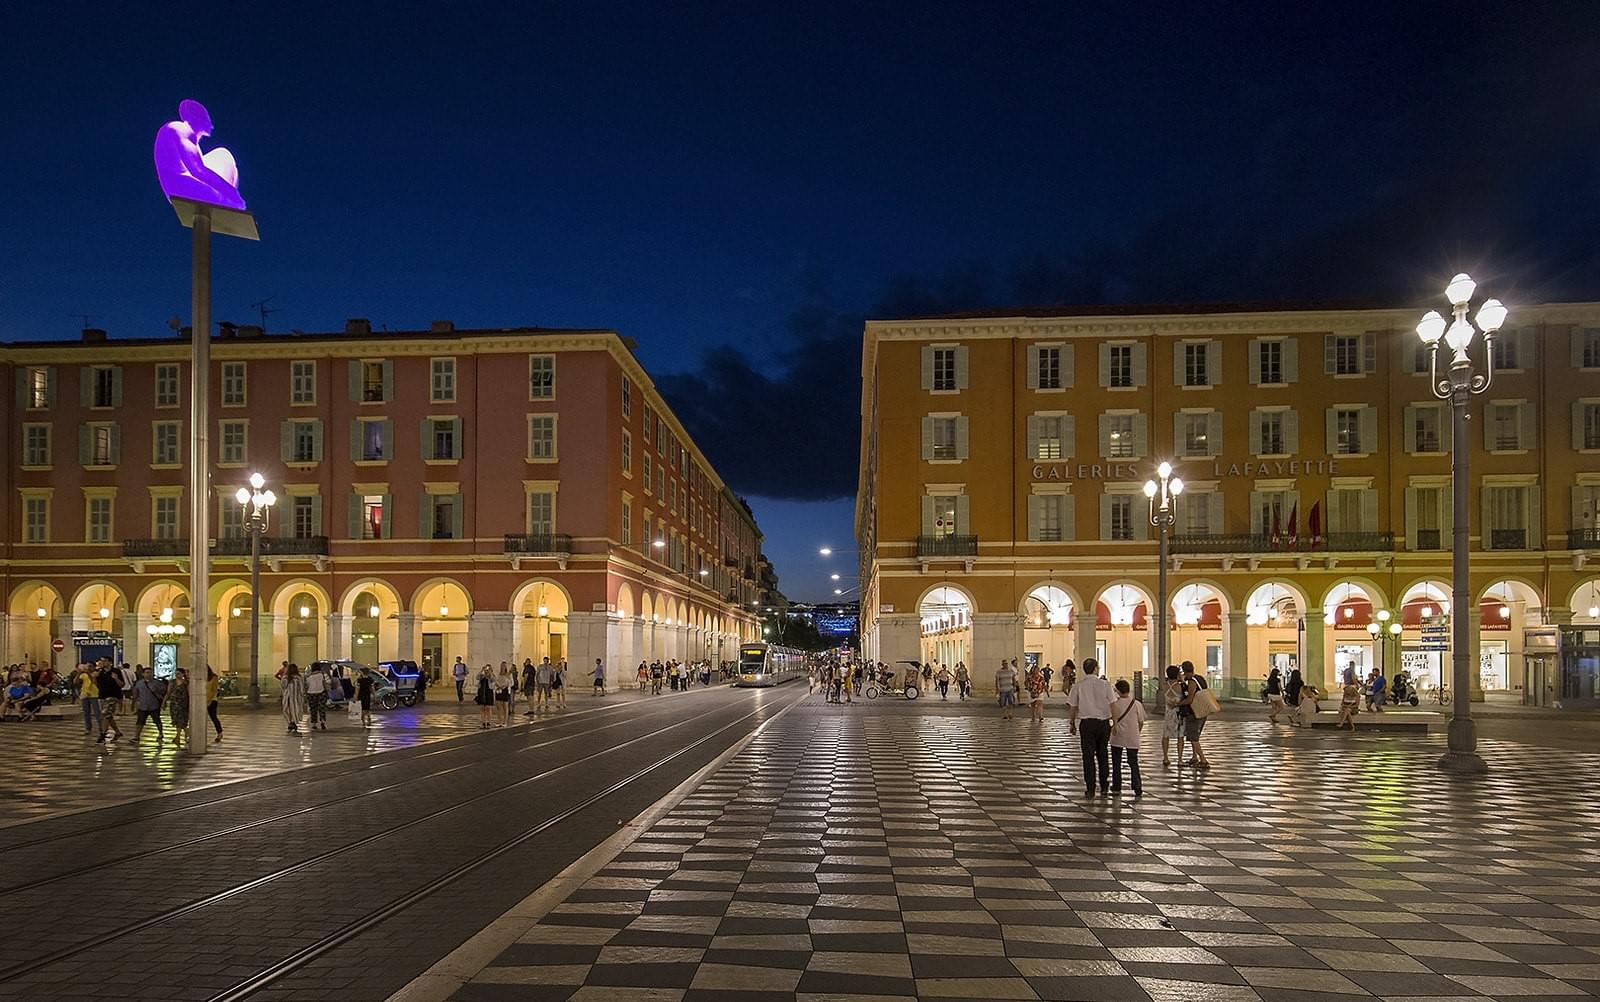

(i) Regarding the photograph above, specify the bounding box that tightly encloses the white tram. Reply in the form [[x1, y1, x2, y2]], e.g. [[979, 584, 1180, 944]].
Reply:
[[735, 643, 806, 687]]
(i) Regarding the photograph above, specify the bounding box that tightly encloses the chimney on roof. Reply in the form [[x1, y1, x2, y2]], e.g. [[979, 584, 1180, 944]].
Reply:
[[346, 318, 372, 335], [238, 324, 263, 338], [81, 328, 107, 343], [218, 321, 238, 338], [430, 320, 455, 333]]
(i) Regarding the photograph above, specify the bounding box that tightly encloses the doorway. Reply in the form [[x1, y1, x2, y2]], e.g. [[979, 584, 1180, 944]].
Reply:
[[422, 633, 444, 676], [1333, 643, 1373, 686], [1479, 639, 1508, 692]]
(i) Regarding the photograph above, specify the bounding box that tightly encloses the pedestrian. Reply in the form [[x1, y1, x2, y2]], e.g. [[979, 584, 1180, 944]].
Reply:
[[522, 659, 537, 708], [76, 663, 102, 737], [1061, 658, 1077, 695], [637, 661, 649, 693], [357, 668, 375, 728], [1109, 679, 1146, 797], [494, 662, 514, 725], [415, 663, 428, 702], [922, 662, 934, 690], [304, 661, 329, 731], [168, 668, 190, 747], [132, 666, 167, 743], [555, 660, 568, 706], [1025, 662, 1046, 721], [1066, 658, 1114, 796], [453, 657, 469, 702], [954, 662, 970, 699], [281, 663, 306, 734], [1176, 661, 1212, 768], [534, 658, 554, 709], [97, 660, 124, 720], [592, 658, 606, 695], [650, 660, 663, 694], [206, 667, 223, 742], [994, 659, 1018, 720], [1264, 667, 1285, 723], [1285, 667, 1305, 726], [934, 663, 952, 699], [475, 664, 494, 728], [1366, 667, 1386, 713], [1041, 662, 1053, 696], [1339, 679, 1361, 729]]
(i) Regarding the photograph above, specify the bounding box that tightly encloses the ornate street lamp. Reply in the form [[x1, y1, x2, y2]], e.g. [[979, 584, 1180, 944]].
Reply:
[[1144, 462, 1183, 675], [1417, 273, 1506, 774], [236, 473, 276, 708]]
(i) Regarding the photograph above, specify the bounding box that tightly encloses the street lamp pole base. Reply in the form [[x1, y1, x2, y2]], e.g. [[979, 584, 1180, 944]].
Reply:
[[1436, 749, 1489, 774], [247, 683, 261, 709]]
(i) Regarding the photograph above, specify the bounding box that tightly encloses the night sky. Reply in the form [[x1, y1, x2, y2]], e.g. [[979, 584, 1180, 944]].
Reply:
[[3, 2, 1598, 600]]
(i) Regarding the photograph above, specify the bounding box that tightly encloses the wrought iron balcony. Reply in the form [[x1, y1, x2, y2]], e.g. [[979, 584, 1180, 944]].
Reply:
[[1170, 532, 1394, 554], [1488, 529, 1529, 550], [1569, 528, 1600, 550], [916, 534, 979, 557], [1415, 529, 1443, 551], [122, 538, 188, 558], [503, 533, 573, 555], [123, 536, 331, 559]]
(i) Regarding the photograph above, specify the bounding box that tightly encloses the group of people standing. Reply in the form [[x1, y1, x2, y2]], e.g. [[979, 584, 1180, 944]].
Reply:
[[57, 659, 222, 747], [635, 659, 712, 694]]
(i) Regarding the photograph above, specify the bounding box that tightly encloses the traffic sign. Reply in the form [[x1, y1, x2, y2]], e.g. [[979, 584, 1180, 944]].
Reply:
[[51, 638, 65, 652]]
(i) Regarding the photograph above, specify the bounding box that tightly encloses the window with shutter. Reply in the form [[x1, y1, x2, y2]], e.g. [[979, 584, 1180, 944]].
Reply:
[[930, 348, 958, 391], [1257, 339, 1283, 384], [1107, 344, 1133, 388], [1037, 346, 1062, 389]]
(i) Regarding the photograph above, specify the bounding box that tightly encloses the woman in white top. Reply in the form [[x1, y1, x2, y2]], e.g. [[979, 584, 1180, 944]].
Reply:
[[1160, 665, 1182, 767], [493, 663, 514, 726], [1110, 679, 1147, 796]]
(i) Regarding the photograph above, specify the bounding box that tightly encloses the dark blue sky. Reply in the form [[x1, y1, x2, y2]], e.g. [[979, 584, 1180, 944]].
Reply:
[[3, 2, 1598, 600]]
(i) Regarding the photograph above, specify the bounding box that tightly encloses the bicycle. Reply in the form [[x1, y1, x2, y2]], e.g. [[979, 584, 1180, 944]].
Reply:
[[1431, 683, 1451, 705]]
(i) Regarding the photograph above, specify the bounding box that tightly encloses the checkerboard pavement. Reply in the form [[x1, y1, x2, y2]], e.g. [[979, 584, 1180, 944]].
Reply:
[[448, 697, 1600, 1002]]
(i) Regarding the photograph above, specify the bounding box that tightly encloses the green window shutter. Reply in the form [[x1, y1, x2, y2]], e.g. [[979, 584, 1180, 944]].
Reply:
[[1026, 415, 1040, 459], [920, 347, 933, 390], [310, 496, 323, 536], [380, 494, 393, 538], [108, 424, 121, 465], [921, 496, 934, 536], [1528, 485, 1541, 549], [451, 418, 463, 459], [1481, 490, 1493, 549], [1207, 411, 1222, 456], [110, 367, 123, 407], [954, 347, 969, 390], [1359, 406, 1377, 454], [1248, 340, 1262, 385], [1575, 486, 1588, 533], [1324, 407, 1337, 454], [1360, 488, 1378, 533], [1097, 413, 1111, 457], [80, 369, 93, 407], [350, 420, 362, 461], [311, 420, 324, 462], [348, 361, 362, 402], [1061, 415, 1075, 458], [280, 420, 294, 462], [1483, 406, 1495, 452], [1402, 404, 1417, 453], [381, 360, 395, 401], [348, 493, 362, 538], [1576, 401, 1588, 450], [1323, 335, 1336, 375], [420, 418, 434, 460], [1131, 343, 1147, 386], [1132, 500, 1148, 541], [1283, 409, 1299, 453], [1362, 333, 1377, 373], [13, 368, 24, 406], [1025, 346, 1040, 390], [1062, 494, 1076, 540], [1326, 490, 1342, 533], [954, 494, 970, 535], [1575, 330, 1592, 368], [1520, 402, 1537, 450], [1207, 491, 1223, 535], [78, 424, 90, 465], [419, 493, 435, 539], [1248, 410, 1263, 456], [920, 417, 933, 460], [452, 493, 465, 540], [381, 420, 393, 459], [1172, 412, 1186, 455], [45, 368, 55, 407], [1404, 487, 1418, 550], [1098, 493, 1114, 540], [1061, 345, 1074, 387], [1282, 337, 1299, 383], [955, 416, 969, 459], [1027, 494, 1041, 542], [1132, 413, 1148, 458], [1249, 490, 1264, 536], [1097, 343, 1111, 387], [1172, 341, 1186, 386], [1207, 341, 1221, 386]]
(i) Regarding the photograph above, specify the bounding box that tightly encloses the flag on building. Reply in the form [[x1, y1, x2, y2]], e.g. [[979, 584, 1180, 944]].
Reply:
[[1286, 501, 1299, 548]]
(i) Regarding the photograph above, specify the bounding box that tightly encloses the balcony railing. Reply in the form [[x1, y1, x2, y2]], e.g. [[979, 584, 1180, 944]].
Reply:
[[916, 534, 979, 557], [503, 533, 573, 555], [122, 538, 187, 558], [1170, 532, 1394, 554], [123, 536, 331, 559], [724, 555, 739, 568], [1489, 529, 1528, 550], [1415, 529, 1443, 551], [1570, 528, 1600, 550]]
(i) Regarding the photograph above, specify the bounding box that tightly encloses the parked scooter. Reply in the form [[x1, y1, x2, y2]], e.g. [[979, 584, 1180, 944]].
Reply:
[[1389, 671, 1421, 706]]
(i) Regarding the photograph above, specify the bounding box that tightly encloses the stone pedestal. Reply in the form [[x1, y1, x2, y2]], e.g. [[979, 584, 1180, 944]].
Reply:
[[324, 613, 349, 661], [1302, 614, 1325, 689], [1073, 611, 1097, 672], [1224, 611, 1249, 681], [876, 613, 921, 671], [468, 611, 516, 667], [566, 612, 610, 685], [971, 613, 1024, 693], [395, 613, 419, 662]]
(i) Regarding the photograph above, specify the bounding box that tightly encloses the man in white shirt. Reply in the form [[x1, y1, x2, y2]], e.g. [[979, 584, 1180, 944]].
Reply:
[[303, 662, 329, 731], [1065, 658, 1116, 796], [993, 660, 1018, 719], [453, 658, 469, 701]]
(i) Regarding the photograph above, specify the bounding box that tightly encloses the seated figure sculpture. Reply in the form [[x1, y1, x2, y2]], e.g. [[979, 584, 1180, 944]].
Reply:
[[153, 100, 246, 210]]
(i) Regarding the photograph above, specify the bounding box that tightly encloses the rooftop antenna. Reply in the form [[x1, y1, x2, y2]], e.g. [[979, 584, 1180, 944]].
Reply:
[[249, 296, 279, 331], [69, 312, 101, 331]]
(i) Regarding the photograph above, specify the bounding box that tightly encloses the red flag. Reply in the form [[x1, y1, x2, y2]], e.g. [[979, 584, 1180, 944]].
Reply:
[[1308, 502, 1323, 547], [1286, 502, 1299, 549], [1270, 506, 1281, 549]]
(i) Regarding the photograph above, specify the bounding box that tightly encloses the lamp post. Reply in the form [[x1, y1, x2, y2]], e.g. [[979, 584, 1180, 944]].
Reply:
[[1144, 463, 1183, 676], [236, 473, 276, 708], [1416, 273, 1506, 774], [1365, 609, 1403, 690]]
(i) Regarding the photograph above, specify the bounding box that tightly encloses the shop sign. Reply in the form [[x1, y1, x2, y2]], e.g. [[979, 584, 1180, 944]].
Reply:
[[1031, 458, 1343, 482]]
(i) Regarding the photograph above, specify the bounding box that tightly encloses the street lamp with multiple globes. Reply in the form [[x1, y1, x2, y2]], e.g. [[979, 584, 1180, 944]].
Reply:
[[1416, 272, 1506, 774], [236, 473, 276, 708], [1365, 608, 1404, 685], [1143, 463, 1183, 675]]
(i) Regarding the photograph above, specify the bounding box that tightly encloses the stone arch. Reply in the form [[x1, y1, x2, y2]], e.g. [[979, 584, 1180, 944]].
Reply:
[[412, 577, 472, 618], [1319, 577, 1390, 624], [511, 579, 573, 617], [134, 579, 190, 618], [640, 591, 655, 621], [1095, 581, 1153, 628], [269, 579, 333, 622], [1169, 581, 1229, 627], [70, 580, 129, 622], [916, 582, 977, 616], [9, 580, 63, 618], [1477, 576, 1542, 607], [1017, 580, 1082, 620], [1568, 578, 1600, 620], [338, 578, 404, 616], [1244, 579, 1310, 625]]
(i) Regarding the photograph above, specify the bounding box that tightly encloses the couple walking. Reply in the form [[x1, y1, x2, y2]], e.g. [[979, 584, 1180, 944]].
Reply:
[[1064, 659, 1146, 797]]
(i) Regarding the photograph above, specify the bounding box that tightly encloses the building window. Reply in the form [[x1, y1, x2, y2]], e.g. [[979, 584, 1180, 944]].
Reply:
[[1584, 329, 1600, 368], [90, 366, 116, 408], [362, 361, 385, 402], [1584, 403, 1600, 450], [656, 462, 665, 499], [1259, 411, 1285, 456], [361, 420, 386, 461], [1490, 403, 1521, 451], [431, 358, 456, 402], [1037, 346, 1062, 390], [221, 361, 246, 405], [1330, 335, 1361, 375], [154, 496, 179, 540], [292, 421, 317, 463], [1107, 414, 1135, 459], [89, 424, 115, 466], [528, 355, 555, 399], [1411, 341, 1432, 374], [1037, 494, 1066, 541], [1108, 495, 1134, 541], [1185, 492, 1211, 535], [930, 416, 958, 460], [643, 514, 653, 552], [23, 425, 50, 467], [931, 347, 957, 391], [641, 404, 652, 444], [1334, 408, 1362, 455], [431, 418, 457, 460], [154, 421, 181, 465], [642, 452, 652, 492], [528, 415, 556, 460], [219, 502, 244, 539], [292, 496, 315, 539], [220, 420, 247, 464], [1035, 415, 1066, 460], [156, 364, 180, 407], [1484, 485, 1528, 550], [1491, 335, 1520, 370], [87, 496, 119, 542], [1414, 486, 1442, 550], [1181, 413, 1209, 457], [431, 496, 456, 539], [656, 416, 666, 451], [931, 495, 958, 538], [1330, 488, 1367, 532], [622, 376, 632, 417], [1413, 405, 1442, 453], [23, 497, 48, 543], [1183, 343, 1209, 387], [26, 366, 50, 409], [622, 430, 632, 474], [528, 491, 554, 535], [1108, 345, 1133, 388], [1255, 490, 1290, 538], [361, 495, 385, 539], [1258, 340, 1283, 384], [291, 360, 316, 405], [621, 498, 632, 546]]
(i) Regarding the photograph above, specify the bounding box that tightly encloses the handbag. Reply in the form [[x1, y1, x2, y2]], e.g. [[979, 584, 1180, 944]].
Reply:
[[1191, 686, 1222, 718]]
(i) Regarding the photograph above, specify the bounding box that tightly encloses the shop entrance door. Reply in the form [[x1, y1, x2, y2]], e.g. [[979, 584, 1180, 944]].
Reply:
[[1332, 643, 1373, 686], [422, 634, 444, 677], [1479, 639, 1508, 692]]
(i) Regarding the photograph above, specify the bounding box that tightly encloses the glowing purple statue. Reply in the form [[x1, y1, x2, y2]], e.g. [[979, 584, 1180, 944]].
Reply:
[[154, 100, 246, 210]]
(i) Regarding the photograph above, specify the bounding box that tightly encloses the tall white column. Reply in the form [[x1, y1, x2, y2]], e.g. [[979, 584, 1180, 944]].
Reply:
[[877, 613, 920, 671], [395, 612, 419, 662], [566, 611, 609, 686], [468, 611, 516, 667], [1073, 611, 1097, 671], [971, 612, 1024, 693], [1224, 610, 1249, 682], [1302, 614, 1325, 689], [324, 612, 349, 661]]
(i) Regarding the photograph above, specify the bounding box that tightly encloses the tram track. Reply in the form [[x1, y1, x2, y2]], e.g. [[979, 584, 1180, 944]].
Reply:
[[0, 691, 763, 986]]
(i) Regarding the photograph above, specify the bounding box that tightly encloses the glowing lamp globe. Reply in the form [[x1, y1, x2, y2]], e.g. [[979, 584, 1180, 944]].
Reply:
[[1143, 481, 1158, 499], [1445, 318, 1474, 352], [1416, 311, 1446, 344], [235, 487, 251, 504], [1170, 478, 1184, 495], [1476, 298, 1507, 333], [1446, 273, 1477, 307]]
